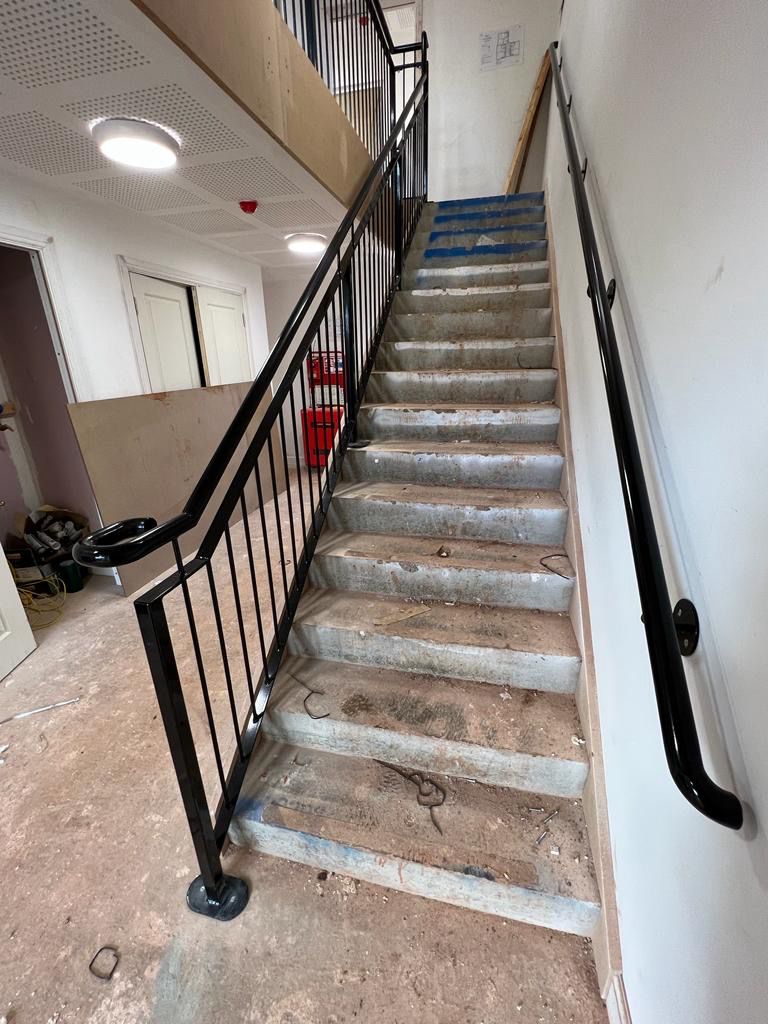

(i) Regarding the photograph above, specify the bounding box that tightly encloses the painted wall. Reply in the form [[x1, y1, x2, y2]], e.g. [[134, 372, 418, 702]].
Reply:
[[543, 2, 768, 1022], [0, 247, 99, 530], [422, 0, 559, 201], [0, 166, 271, 404]]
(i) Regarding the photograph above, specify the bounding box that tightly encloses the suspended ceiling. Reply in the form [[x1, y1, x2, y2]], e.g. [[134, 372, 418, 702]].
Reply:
[[0, 0, 346, 268]]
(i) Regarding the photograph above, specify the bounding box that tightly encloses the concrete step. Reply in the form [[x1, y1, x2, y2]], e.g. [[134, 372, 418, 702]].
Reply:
[[416, 223, 547, 250], [231, 740, 600, 935], [264, 656, 588, 798], [327, 481, 568, 546], [341, 440, 564, 490], [358, 402, 560, 442], [402, 260, 549, 290], [387, 308, 552, 340], [366, 369, 556, 404], [432, 190, 545, 215], [425, 205, 546, 230], [288, 589, 580, 692], [376, 337, 555, 371], [310, 530, 574, 612], [421, 240, 548, 267], [393, 282, 551, 314]]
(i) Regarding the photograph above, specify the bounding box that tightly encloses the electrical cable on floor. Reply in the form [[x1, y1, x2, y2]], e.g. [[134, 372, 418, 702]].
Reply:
[[16, 574, 66, 630]]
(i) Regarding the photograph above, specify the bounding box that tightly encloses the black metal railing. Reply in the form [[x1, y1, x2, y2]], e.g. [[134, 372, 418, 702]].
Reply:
[[549, 42, 742, 830], [273, 0, 423, 156], [74, 47, 428, 918]]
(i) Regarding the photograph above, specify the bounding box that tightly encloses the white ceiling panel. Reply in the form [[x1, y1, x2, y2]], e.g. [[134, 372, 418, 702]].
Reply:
[[74, 173, 202, 212], [179, 155, 302, 200], [0, 109, 107, 174], [0, 0, 150, 89]]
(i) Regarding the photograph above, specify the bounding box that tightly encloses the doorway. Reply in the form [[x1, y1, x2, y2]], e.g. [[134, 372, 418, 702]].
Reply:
[[0, 243, 102, 669]]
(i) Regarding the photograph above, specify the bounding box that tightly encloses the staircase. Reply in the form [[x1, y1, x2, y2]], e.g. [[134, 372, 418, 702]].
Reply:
[[230, 190, 601, 939]]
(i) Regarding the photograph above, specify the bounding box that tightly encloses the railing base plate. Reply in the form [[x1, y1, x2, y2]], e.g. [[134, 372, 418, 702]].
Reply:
[[186, 874, 249, 921]]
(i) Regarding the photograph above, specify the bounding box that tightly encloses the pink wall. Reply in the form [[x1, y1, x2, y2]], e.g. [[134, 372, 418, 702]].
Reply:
[[0, 247, 99, 537]]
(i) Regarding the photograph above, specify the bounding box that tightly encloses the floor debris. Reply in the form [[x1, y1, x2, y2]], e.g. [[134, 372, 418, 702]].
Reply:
[[0, 696, 80, 727], [88, 945, 119, 981], [376, 760, 446, 834]]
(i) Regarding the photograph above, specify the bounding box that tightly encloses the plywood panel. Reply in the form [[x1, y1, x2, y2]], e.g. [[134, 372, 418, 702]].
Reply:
[[69, 383, 286, 596], [131, 0, 372, 206]]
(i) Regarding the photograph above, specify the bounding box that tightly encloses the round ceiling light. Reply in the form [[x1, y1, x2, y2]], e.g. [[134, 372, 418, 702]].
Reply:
[[91, 118, 180, 170], [285, 232, 328, 255]]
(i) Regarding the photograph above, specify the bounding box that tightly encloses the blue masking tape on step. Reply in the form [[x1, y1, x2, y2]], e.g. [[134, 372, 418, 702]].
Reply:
[[433, 206, 544, 225], [428, 223, 545, 242], [424, 240, 548, 260], [436, 191, 544, 208]]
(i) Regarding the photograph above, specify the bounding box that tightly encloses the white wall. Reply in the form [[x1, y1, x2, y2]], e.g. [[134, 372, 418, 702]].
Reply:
[[423, 0, 559, 201], [544, 2, 768, 1022], [0, 167, 270, 403]]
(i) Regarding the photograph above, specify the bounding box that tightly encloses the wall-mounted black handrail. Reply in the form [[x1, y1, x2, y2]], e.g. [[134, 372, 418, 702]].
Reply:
[[549, 42, 742, 829], [74, 71, 427, 571]]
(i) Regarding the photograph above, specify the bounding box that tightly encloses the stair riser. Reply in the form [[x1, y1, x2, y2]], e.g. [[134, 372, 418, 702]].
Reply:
[[309, 556, 573, 611], [376, 339, 555, 371], [393, 285, 551, 314], [263, 712, 588, 799], [420, 205, 546, 231], [388, 308, 552, 340], [416, 225, 547, 250], [421, 242, 548, 267], [402, 262, 549, 289], [326, 496, 568, 546], [358, 406, 560, 442], [433, 192, 544, 215], [230, 816, 599, 936], [342, 450, 564, 490], [367, 370, 556, 404], [287, 622, 579, 693]]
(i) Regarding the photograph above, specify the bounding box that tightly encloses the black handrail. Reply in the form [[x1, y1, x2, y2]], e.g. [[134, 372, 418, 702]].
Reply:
[[74, 71, 427, 571], [549, 42, 742, 829]]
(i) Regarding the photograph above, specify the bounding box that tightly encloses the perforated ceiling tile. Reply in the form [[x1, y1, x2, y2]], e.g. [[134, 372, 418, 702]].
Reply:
[[0, 110, 105, 175], [179, 156, 301, 200], [63, 84, 246, 157], [215, 232, 285, 253], [157, 208, 253, 235], [396, 6, 416, 29], [255, 198, 337, 229], [0, 0, 150, 90], [74, 174, 202, 212]]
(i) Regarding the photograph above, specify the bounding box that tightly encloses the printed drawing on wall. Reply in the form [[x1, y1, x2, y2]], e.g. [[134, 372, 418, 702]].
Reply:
[[480, 25, 525, 72]]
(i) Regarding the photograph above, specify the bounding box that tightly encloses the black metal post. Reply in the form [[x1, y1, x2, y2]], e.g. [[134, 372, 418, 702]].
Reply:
[[135, 595, 250, 919], [393, 153, 404, 285], [421, 31, 429, 199], [341, 259, 358, 441], [304, 0, 318, 67]]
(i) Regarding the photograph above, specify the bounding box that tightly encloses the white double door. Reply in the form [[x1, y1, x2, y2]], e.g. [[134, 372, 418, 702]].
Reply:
[[130, 274, 252, 392]]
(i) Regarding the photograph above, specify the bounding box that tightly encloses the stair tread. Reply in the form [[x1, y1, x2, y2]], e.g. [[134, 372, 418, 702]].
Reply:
[[333, 480, 568, 512], [294, 588, 579, 660], [315, 529, 572, 578], [269, 655, 587, 767], [361, 400, 559, 411], [382, 335, 555, 345], [400, 282, 550, 298], [351, 438, 562, 456], [236, 740, 599, 909]]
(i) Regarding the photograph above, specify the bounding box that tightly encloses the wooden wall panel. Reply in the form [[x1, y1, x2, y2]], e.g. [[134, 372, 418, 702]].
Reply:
[[69, 384, 285, 596], [131, 0, 372, 206]]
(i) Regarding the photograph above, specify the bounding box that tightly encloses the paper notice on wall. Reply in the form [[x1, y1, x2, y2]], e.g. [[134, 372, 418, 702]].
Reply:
[[480, 25, 524, 72]]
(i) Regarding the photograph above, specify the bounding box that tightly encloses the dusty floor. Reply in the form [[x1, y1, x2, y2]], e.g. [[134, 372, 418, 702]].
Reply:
[[1, 555, 607, 1024]]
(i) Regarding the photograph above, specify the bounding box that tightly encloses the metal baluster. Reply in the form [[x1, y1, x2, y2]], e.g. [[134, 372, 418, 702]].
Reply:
[[223, 521, 256, 706]]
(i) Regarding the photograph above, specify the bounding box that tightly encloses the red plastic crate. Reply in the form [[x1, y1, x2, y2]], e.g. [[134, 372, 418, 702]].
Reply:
[[301, 406, 343, 468], [307, 349, 345, 388]]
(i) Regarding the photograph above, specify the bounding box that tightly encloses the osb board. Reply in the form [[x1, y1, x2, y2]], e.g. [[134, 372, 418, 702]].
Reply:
[[69, 383, 286, 597], [131, 0, 372, 206]]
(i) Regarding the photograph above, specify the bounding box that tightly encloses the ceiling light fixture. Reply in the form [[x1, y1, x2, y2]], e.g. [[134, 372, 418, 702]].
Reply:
[[285, 232, 328, 255], [91, 118, 180, 170]]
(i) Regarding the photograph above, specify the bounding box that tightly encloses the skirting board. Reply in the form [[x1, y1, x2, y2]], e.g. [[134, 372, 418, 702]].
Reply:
[[606, 974, 632, 1024]]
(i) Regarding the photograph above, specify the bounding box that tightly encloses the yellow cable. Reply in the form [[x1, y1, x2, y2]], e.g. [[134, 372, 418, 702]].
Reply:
[[16, 573, 66, 630]]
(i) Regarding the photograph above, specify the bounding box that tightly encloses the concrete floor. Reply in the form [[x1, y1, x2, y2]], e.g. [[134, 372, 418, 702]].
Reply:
[[1, 515, 608, 1023]]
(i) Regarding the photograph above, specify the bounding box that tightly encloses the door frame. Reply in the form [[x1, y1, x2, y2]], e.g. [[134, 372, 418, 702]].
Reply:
[[0, 222, 79, 404], [117, 255, 255, 393]]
